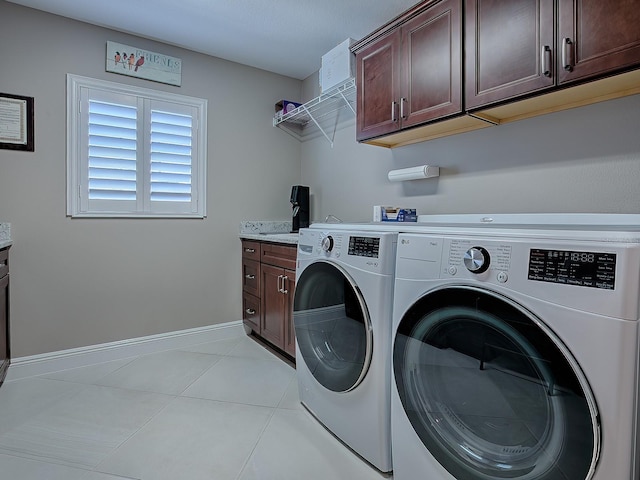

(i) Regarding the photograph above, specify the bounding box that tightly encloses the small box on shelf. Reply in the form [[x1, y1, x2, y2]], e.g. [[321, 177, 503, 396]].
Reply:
[[275, 100, 302, 119], [373, 206, 418, 222]]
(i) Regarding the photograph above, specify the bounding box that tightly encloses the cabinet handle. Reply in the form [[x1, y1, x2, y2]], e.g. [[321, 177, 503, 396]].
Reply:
[[244, 248, 256, 253], [281, 275, 289, 295], [245, 274, 255, 279], [277, 274, 283, 293], [245, 308, 256, 315], [391, 101, 398, 122], [542, 45, 552, 77], [562, 38, 573, 72], [400, 97, 407, 120]]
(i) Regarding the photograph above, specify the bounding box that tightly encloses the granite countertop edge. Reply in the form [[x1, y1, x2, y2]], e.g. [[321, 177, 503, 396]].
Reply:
[[0, 223, 11, 250], [239, 232, 298, 245], [239, 220, 298, 244]]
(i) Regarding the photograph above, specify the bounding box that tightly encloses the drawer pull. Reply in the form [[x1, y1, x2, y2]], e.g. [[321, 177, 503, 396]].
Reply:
[[245, 308, 256, 315], [245, 274, 255, 279], [244, 248, 256, 253]]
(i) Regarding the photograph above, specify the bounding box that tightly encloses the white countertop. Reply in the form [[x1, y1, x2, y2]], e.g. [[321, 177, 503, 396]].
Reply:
[[239, 232, 299, 244]]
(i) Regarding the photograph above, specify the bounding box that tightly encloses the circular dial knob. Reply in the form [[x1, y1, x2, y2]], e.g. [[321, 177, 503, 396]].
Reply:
[[321, 235, 334, 252], [464, 246, 490, 274]]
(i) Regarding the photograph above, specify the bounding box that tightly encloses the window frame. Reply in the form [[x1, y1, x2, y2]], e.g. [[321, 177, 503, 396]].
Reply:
[[66, 74, 207, 218]]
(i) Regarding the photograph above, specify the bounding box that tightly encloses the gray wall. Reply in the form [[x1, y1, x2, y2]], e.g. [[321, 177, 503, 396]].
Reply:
[[301, 74, 640, 222], [2, 1, 640, 358], [0, 2, 302, 357]]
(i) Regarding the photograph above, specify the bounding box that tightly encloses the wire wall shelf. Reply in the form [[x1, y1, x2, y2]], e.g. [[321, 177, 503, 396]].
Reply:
[[273, 78, 356, 147]]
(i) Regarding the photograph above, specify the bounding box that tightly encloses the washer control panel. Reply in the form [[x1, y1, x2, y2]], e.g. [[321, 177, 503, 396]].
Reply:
[[348, 236, 380, 258], [297, 229, 397, 275]]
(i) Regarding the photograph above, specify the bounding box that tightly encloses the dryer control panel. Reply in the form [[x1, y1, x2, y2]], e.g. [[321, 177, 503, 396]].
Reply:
[[528, 249, 616, 290]]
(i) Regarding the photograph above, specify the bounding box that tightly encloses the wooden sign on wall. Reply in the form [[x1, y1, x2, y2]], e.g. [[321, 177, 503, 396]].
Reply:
[[106, 41, 182, 87]]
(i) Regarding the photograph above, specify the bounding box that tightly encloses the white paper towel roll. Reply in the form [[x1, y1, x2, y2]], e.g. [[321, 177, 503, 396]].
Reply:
[[388, 165, 439, 181]]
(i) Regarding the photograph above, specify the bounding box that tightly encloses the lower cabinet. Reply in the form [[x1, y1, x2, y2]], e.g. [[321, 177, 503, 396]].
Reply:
[[241, 240, 296, 358], [0, 247, 10, 387]]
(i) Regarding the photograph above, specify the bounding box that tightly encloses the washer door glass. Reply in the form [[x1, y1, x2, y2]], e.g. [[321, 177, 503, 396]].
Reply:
[[394, 286, 599, 480], [294, 261, 372, 393]]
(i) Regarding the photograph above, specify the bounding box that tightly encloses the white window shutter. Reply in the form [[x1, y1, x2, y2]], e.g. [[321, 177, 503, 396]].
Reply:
[[150, 108, 193, 203], [67, 74, 207, 218], [88, 99, 138, 201]]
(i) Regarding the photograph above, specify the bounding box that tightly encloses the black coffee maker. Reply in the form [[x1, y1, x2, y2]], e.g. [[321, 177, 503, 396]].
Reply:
[[290, 185, 310, 233]]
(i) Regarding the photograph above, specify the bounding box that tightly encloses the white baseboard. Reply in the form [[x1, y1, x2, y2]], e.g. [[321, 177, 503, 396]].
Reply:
[[6, 320, 245, 382]]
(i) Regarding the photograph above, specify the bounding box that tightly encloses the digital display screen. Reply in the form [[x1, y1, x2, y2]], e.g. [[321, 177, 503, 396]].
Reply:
[[528, 249, 616, 290], [348, 236, 380, 258]]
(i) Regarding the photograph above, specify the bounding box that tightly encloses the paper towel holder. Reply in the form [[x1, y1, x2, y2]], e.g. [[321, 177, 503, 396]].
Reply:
[[388, 165, 439, 182]]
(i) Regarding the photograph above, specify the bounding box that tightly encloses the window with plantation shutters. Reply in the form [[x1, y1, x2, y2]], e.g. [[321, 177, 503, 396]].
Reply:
[[67, 74, 207, 218]]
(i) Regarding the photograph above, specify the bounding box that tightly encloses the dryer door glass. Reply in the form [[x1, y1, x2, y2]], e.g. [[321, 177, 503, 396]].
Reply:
[[394, 286, 599, 480], [294, 261, 373, 392]]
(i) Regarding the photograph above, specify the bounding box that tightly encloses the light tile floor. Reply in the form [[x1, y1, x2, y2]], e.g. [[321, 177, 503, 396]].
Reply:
[[0, 335, 391, 480]]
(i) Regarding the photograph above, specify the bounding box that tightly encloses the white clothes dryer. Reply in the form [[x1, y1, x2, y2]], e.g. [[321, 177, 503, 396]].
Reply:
[[391, 225, 640, 480], [294, 227, 397, 473]]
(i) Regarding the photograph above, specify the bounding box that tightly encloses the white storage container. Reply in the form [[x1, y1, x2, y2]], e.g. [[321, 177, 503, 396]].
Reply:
[[320, 38, 356, 93]]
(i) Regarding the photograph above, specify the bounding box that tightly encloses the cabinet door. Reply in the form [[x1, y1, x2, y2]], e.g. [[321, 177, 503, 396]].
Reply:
[[261, 264, 285, 349], [356, 29, 402, 141], [283, 269, 296, 357], [401, 0, 463, 127], [0, 274, 8, 386], [558, 0, 640, 84], [465, 0, 555, 110]]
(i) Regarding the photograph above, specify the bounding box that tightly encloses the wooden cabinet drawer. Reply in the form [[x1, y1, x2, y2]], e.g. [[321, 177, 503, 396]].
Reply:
[[242, 259, 260, 297], [0, 249, 8, 280], [261, 243, 297, 270], [241, 240, 260, 261], [242, 292, 260, 333]]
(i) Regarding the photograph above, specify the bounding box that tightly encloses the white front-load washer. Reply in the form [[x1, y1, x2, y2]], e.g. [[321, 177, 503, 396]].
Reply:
[[294, 227, 397, 473], [391, 225, 640, 480]]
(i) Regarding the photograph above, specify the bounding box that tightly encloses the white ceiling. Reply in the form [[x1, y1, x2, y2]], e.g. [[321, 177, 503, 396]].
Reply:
[[7, 0, 419, 80]]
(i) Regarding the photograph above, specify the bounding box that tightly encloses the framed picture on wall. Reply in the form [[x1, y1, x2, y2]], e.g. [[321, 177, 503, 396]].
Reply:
[[0, 93, 34, 152]]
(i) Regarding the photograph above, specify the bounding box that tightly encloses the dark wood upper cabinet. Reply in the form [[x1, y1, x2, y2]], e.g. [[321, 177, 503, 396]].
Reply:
[[465, 0, 556, 110], [354, 0, 640, 146], [356, 30, 402, 140], [467, 0, 640, 110], [402, 2, 463, 127], [356, 0, 462, 142], [558, 0, 640, 84]]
